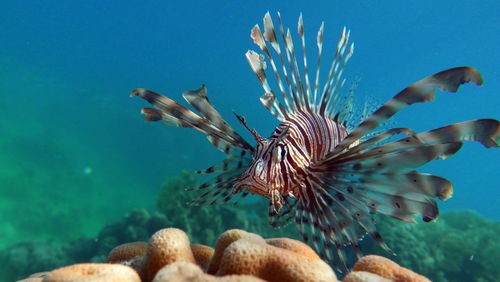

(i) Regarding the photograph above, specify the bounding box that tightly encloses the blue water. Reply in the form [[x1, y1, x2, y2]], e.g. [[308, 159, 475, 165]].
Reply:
[[0, 0, 498, 259]]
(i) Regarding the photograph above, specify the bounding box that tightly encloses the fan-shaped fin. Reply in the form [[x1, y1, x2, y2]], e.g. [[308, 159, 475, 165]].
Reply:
[[131, 87, 253, 152], [325, 142, 463, 173], [330, 67, 483, 157], [342, 119, 499, 162]]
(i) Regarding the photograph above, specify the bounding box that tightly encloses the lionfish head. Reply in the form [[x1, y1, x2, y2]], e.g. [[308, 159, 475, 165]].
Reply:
[[233, 118, 293, 201]]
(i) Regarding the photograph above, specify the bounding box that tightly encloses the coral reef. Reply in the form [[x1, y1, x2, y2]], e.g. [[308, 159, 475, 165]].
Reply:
[[190, 244, 214, 271], [352, 255, 429, 282], [4, 173, 499, 281], [41, 263, 141, 282], [0, 208, 168, 281], [155, 172, 300, 246], [343, 271, 391, 282], [22, 227, 429, 282], [0, 241, 68, 281], [153, 262, 265, 282], [366, 211, 500, 282], [108, 242, 148, 264], [214, 234, 335, 281]]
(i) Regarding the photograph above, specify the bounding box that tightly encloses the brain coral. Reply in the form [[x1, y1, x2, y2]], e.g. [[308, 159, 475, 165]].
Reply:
[[108, 242, 148, 264], [20, 227, 431, 282], [42, 263, 141, 282], [353, 255, 430, 282]]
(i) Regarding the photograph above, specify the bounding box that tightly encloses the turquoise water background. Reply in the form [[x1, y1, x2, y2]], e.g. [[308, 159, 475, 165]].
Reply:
[[0, 0, 498, 278]]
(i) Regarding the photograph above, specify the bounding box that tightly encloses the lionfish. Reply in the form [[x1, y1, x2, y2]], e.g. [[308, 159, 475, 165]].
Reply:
[[130, 12, 499, 270]]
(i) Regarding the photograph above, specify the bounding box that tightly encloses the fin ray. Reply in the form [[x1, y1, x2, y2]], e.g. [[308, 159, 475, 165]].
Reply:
[[330, 66, 483, 156]]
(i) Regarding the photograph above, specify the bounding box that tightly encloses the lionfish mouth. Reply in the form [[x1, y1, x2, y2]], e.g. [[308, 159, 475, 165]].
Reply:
[[232, 171, 270, 198]]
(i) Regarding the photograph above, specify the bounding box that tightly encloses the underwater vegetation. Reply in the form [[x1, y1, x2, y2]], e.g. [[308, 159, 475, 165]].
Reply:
[[1, 173, 499, 281], [369, 211, 500, 282], [0, 173, 295, 281], [155, 171, 300, 246], [0, 209, 167, 281]]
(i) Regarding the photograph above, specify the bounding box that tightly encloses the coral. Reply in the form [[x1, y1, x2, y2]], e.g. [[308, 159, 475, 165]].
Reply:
[[152, 262, 205, 282], [107, 241, 149, 279], [216, 236, 337, 281], [153, 261, 265, 282], [353, 255, 429, 282], [343, 271, 391, 282], [10, 173, 496, 282], [0, 208, 168, 281], [22, 228, 343, 282], [2, 166, 298, 281], [92, 209, 170, 259], [144, 228, 196, 280], [16, 271, 49, 282], [191, 244, 214, 271], [366, 211, 500, 281], [42, 263, 140, 282], [17, 278, 43, 282], [143, 228, 337, 281], [156, 172, 300, 246], [108, 242, 148, 263], [156, 172, 251, 246], [0, 241, 69, 282], [265, 238, 320, 260], [207, 229, 263, 274]]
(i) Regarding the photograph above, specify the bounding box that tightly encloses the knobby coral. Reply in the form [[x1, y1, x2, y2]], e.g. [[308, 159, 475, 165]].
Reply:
[[353, 255, 429, 282], [365, 211, 500, 281], [20, 227, 432, 282], [155, 172, 300, 246]]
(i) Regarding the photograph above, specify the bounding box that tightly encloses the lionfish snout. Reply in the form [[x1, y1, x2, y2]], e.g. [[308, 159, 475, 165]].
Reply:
[[232, 163, 269, 197], [233, 138, 285, 197]]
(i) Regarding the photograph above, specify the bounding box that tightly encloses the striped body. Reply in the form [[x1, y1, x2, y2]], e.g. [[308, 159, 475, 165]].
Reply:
[[236, 112, 347, 205], [131, 12, 499, 271]]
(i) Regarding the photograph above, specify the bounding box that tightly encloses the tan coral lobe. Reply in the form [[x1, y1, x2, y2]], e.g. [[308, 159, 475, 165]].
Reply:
[[20, 228, 431, 282], [353, 255, 430, 282], [42, 263, 140, 282], [265, 237, 320, 260], [207, 229, 264, 274], [108, 241, 148, 263], [191, 243, 215, 271], [343, 271, 392, 282], [145, 228, 196, 280], [153, 261, 265, 282], [216, 237, 337, 282]]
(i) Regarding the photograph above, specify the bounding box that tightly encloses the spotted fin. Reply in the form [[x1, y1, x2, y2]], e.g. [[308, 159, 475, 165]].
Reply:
[[294, 178, 390, 272], [131, 86, 254, 207], [326, 142, 463, 173], [187, 168, 249, 206], [319, 173, 446, 223], [374, 119, 500, 154], [247, 12, 354, 117], [268, 195, 297, 228], [131, 86, 253, 153], [330, 66, 483, 156], [334, 119, 499, 163]]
